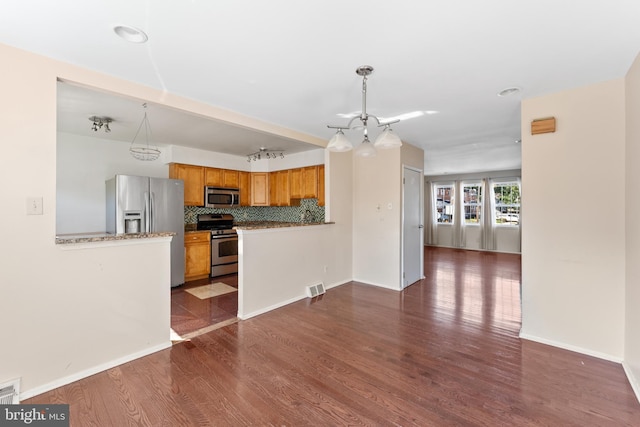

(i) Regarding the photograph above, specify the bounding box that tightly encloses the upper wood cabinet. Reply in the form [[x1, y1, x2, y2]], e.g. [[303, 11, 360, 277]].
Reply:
[[290, 165, 320, 200], [205, 168, 240, 188], [169, 163, 204, 206], [318, 165, 325, 206], [289, 168, 303, 199], [238, 171, 251, 206], [250, 172, 269, 206], [204, 168, 223, 187], [223, 169, 239, 188], [269, 170, 287, 206], [301, 166, 319, 199]]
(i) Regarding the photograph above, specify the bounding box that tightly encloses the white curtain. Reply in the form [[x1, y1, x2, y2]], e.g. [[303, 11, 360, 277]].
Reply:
[[426, 183, 436, 245], [456, 181, 465, 248]]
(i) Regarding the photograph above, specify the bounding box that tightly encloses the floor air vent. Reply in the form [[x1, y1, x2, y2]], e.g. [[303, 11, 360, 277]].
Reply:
[[306, 282, 325, 298], [0, 379, 20, 404]]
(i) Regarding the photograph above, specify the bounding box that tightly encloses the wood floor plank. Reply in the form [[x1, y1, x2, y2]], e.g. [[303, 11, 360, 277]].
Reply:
[[26, 247, 640, 426]]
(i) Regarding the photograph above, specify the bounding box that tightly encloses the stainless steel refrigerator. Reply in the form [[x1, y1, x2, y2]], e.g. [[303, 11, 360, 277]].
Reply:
[[106, 175, 185, 287]]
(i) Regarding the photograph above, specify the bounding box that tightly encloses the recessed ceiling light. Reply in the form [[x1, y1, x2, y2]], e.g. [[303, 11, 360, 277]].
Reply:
[[498, 87, 521, 97], [113, 25, 148, 43]]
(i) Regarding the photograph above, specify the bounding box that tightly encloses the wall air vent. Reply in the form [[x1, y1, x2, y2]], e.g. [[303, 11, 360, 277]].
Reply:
[[0, 378, 20, 404], [306, 282, 326, 298]]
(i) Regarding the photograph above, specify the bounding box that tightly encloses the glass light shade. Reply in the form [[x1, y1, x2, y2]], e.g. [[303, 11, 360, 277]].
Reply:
[[373, 127, 402, 149], [326, 130, 353, 152], [355, 139, 377, 157]]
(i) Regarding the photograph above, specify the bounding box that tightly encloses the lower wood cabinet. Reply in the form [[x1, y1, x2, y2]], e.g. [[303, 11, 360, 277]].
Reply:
[[185, 231, 210, 281]]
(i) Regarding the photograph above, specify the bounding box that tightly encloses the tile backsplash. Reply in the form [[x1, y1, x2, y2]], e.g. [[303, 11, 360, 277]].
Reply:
[[184, 198, 325, 224]]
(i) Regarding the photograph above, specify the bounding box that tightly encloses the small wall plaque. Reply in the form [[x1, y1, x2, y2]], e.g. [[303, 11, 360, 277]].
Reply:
[[531, 117, 556, 135]]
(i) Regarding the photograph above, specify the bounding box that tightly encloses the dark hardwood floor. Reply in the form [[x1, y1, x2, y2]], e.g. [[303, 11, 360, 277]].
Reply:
[[171, 274, 238, 337], [27, 247, 640, 426]]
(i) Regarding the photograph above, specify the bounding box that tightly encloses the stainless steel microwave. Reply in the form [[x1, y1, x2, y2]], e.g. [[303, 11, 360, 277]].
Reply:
[[204, 187, 240, 208]]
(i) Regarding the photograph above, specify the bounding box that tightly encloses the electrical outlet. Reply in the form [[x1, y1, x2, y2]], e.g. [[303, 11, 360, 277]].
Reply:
[[323, 265, 328, 273], [26, 197, 43, 215]]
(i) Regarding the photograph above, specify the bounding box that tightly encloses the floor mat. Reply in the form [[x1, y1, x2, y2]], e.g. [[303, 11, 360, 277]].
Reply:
[[185, 282, 238, 299]]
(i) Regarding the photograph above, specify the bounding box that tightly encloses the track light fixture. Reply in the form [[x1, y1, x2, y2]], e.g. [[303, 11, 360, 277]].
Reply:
[[89, 116, 112, 133], [326, 65, 402, 157], [247, 147, 285, 162]]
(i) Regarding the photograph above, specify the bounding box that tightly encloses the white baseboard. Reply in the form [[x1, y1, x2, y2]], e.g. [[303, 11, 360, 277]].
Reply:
[[19, 341, 172, 401], [351, 278, 401, 291], [622, 362, 640, 404], [519, 332, 622, 363]]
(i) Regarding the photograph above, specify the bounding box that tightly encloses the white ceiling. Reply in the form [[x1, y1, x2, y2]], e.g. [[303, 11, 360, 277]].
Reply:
[[2, 0, 639, 175]]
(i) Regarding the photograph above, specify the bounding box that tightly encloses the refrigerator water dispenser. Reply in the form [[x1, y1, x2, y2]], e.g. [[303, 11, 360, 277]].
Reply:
[[124, 211, 142, 234]]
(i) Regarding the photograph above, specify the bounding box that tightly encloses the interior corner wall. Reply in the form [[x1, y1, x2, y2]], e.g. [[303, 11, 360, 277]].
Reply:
[[352, 148, 402, 289], [520, 78, 626, 360], [0, 43, 174, 398], [325, 150, 354, 278], [624, 52, 640, 397]]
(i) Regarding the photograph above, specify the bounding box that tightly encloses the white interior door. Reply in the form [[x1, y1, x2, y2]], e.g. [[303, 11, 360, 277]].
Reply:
[[403, 167, 423, 288]]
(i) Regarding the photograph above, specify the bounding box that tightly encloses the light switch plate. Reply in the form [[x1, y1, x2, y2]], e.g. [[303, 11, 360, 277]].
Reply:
[[27, 197, 43, 215]]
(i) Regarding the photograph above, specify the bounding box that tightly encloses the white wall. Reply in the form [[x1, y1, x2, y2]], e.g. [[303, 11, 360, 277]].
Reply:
[[56, 132, 169, 234], [169, 144, 325, 172], [521, 78, 626, 360], [624, 53, 640, 397], [352, 148, 402, 289]]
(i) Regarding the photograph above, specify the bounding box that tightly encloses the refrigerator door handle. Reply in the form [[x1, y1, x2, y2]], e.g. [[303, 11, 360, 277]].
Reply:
[[149, 191, 155, 232], [144, 191, 151, 233]]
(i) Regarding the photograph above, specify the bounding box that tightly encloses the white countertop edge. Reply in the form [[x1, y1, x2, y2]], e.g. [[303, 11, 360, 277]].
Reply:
[[236, 223, 333, 235]]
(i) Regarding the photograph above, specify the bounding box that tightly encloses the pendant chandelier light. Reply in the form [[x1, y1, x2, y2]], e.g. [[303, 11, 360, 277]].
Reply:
[[326, 65, 402, 157], [129, 103, 161, 161]]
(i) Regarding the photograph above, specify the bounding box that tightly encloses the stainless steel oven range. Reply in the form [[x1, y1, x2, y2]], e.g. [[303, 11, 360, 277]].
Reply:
[[196, 214, 238, 277]]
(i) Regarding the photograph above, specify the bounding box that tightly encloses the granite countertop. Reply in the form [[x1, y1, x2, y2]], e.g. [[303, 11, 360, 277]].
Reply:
[[55, 232, 176, 244]]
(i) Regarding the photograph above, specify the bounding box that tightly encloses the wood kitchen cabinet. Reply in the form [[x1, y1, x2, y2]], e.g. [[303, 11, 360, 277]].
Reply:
[[184, 231, 210, 281], [318, 165, 325, 206], [250, 172, 269, 206], [169, 163, 204, 206], [205, 168, 240, 188], [301, 166, 319, 198], [290, 165, 321, 201], [238, 171, 251, 206], [270, 170, 295, 206], [290, 168, 303, 199]]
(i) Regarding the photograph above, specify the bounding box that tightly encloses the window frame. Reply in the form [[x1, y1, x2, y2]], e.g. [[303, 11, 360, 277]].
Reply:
[[462, 182, 483, 226], [433, 183, 455, 225], [492, 181, 521, 226]]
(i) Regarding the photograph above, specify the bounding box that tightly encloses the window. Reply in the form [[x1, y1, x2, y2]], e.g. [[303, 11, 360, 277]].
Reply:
[[434, 184, 454, 223], [493, 182, 520, 225], [463, 183, 482, 224]]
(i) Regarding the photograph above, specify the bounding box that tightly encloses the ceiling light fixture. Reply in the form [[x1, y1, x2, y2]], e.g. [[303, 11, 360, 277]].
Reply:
[[129, 103, 160, 161], [498, 87, 521, 97], [247, 147, 285, 162], [89, 116, 112, 133], [113, 25, 148, 43], [326, 65, 402, 157]]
